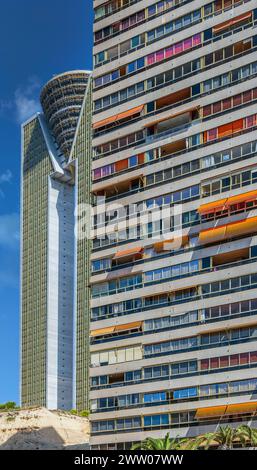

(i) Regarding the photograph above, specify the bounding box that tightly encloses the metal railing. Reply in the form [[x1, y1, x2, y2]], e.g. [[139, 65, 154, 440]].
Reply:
[[92, 255, 257, 298]]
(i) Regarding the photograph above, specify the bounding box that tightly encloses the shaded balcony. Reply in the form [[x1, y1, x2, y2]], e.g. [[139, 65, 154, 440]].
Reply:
[[212, 247, 249, 267], [93, 176, 143, 200], [161, 139, 187, 157], [145, 108, 200, 144]]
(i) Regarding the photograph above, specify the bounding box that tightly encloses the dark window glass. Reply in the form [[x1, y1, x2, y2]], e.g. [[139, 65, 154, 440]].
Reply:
[[205, 53, 213, 66], [251, 246, 257, 258]]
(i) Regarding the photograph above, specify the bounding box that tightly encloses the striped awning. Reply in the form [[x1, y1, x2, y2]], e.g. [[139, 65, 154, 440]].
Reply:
[[213, 11, 252, 34], [199, 216, 257, 245], [113, 247, 143, 260], [93, 105, 144, 129], [91, 321, 142, 337], [196, 402, 257, 419], [198, 190, 257, 215]]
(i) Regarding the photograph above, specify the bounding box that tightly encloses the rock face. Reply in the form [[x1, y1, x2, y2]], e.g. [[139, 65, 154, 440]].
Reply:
[[0, 408, 89, 450]]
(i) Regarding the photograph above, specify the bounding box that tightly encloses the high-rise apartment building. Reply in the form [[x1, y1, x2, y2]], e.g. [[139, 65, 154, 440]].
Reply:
[[91, 0, 257, 449], [20, 71, 92, 411]]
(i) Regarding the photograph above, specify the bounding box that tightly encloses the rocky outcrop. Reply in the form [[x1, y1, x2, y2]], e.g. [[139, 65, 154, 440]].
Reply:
[[0, 408, 89, 450]]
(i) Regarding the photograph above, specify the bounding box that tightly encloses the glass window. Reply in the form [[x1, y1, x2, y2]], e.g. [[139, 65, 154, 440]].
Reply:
[[148, 5, 156, 16], [128, 155, 138, 167], [127, 61, 136, 73], [137, 57, 145, 69], [112, 70, 119, 81]]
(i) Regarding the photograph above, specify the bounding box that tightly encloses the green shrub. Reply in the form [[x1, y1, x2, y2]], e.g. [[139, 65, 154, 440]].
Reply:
[[0, 402, 17, 410], [5, 402, 16, 409], [68, 409, 89, 417]]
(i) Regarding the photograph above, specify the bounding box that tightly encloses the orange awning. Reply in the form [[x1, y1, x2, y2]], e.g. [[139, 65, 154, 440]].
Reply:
[[225, 402, 257, 416], [213, 11, 252, 33], [93, 105, 144, 129], [114, 321, 142, 332], [232, 11, 252, 25], [213, 18, 233, 33], [196, 402, 257, 420], [198, 198, 227, 215], [154, 235, 188, 252], [90, 322, 142, 337], [199, 225, 227, 245], [225, 190, 257, 207], [199, 216, 257, 245], [196, 405, 226, 419], [144, 107, 198, 128], [90, 326, 115, 337], [198, 190, 257, 215], [113, 247, 143, 260], [226, 216, 257, 238]]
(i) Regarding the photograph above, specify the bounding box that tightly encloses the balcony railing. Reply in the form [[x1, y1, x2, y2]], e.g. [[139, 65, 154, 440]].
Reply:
[[91, 415, 257, 436], [92, 253, 257, 298], [90, 361, 257, 391], [144, 120, 200, 145], [91, 388, 257, 414], [90, 308, 257, 345]]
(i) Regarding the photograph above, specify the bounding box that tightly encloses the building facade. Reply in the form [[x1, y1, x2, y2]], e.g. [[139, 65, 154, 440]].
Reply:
[[20, 71, 92, 410], [91, 0, 257, 449]]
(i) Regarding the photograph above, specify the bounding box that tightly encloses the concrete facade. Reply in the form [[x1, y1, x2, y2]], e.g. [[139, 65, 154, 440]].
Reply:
[[91, 0, 257, 449]]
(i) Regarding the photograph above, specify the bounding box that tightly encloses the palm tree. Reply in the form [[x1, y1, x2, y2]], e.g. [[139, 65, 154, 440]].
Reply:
[[131, 426, 257, 451], [183, 433, 214, 450], [131, 433, 184, 450], [237, 425, 257, 448], [194, 426, 242, 450]]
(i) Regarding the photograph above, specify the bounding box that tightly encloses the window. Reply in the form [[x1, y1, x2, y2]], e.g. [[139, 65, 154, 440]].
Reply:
[[144, 414, 169, 427], [144, 392, 166, 403], [92, 258, 111, 272], [174, 387, 197, 399], [202, 164, 257, 199], [91, 346, 143, 366], [144, 311, 198, 331], [125, 370, 141, 383], [145, 336, 198, 357], [91, 267, 257, 323], [144, 365, 169, 379], [94, 130, 144, 157]]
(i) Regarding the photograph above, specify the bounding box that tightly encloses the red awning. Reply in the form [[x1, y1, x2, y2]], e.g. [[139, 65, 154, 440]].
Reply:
[[113, 247, 143, 260], [93, 105, 144, 129]]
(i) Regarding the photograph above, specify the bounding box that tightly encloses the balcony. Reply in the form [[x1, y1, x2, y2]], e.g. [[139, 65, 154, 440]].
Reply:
[[161, 139, 187, 157], [155, 88, 191, 111], [92, 249, 257, 299], [144, 109, 200, 145], [93, 176, 143, 200], [213, 247, 249, 267]]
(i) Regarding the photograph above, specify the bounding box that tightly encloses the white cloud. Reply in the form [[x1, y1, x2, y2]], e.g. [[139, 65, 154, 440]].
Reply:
[[0, 169, 12, 184], [0, 169, 13, 198], [0, 213, 19, 249], [14, 76, 41, 123]]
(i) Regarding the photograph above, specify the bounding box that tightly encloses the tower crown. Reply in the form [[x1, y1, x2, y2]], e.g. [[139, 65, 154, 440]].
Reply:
[[40, 70, 90, 159]]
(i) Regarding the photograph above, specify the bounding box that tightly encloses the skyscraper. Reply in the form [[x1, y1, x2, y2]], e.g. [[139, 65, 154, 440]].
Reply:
[[90, 0, 257, 449], [20, 71, 92, 411]]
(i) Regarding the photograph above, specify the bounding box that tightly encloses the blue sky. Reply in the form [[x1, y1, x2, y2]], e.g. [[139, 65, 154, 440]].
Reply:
[[0, 0, 93, 404]]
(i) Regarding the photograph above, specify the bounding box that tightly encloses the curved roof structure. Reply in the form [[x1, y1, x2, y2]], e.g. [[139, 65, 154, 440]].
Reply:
[[40, 71, 91, 159]]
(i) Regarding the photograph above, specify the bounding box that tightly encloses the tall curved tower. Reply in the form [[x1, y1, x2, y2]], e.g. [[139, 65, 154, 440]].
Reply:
[[40, 71, 89, 159], [21, 70, 92, 411]]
